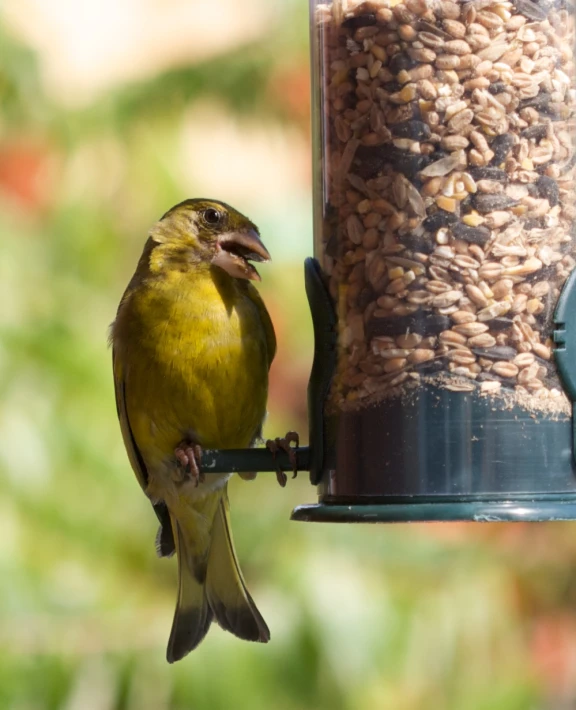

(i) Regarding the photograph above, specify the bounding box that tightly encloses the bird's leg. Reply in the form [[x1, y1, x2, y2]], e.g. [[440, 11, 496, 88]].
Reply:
[[266, 431, 300, 487], [174, 441, 204, 487]]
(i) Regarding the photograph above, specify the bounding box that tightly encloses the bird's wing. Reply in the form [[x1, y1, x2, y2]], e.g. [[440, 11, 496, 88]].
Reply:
[[237, 284, 277, 475], [112, 347, 175, 556], [244, 282, 276, 369], [112, 347, 150, 492]]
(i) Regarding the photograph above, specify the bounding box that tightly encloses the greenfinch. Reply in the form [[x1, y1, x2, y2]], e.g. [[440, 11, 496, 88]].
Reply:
[[111, 199, 276, 662]]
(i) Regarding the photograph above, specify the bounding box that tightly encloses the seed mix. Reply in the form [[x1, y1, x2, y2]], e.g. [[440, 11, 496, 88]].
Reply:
[[315, 0, 576, 412]]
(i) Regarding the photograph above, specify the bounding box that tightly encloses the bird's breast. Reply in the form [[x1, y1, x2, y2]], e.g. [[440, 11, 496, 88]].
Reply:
[[120, 273, 269, 466]]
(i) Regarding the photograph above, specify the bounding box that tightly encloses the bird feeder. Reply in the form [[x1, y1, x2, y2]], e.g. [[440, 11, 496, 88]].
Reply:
[[203, 0, 576, 523]]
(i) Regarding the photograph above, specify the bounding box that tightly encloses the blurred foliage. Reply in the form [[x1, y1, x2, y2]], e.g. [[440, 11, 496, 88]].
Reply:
[[0, 23, 46, 126], [1, 1, 576, 709]]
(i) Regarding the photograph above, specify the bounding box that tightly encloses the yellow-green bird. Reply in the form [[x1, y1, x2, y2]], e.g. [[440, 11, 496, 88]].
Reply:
[[111, 199, 275, 662]]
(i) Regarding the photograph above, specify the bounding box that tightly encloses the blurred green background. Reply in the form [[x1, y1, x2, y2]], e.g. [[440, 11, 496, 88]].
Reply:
[[1, 1, 576, 708]]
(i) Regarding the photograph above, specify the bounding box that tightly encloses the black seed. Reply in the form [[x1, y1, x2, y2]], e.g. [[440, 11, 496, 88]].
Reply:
[[535, 163, 553, 176], [382, 81, 403, 93], [538, 0, 555, 11], [413, 359, 447, 374], [411, 176, 425, 191], [342, 12, 377, 28], [348, 67, 360, 82], [391, 120, 431, 141], [536, 175, 559, 206], [534, 356, 550, 372], [468, 167, 508, 182], [473, 194, 519, 213], [472, 346, 517, 361], [542, 105, 562, 120], [341, 93, 357, 110], [476, 372, 498, 382], [525, 183, 540, 197], [488, 82, 508, 95], [566, 153, 576, 171], [408, 277, 427, 290], [413, 314, 452, 336], [451, 223, 491, 245], [423, 211, 458, 231], [490, 318, 514, 332], [459, 195, 473, 212], [353, 145, 432, 180], [358, 286, 375, 310], [352, 145, 388, 179], [368, 317, 410, 338], [543, 375, 561, 390], [521, 124, 548, 141], [524, 264, 556, 283], [389, 53, 418, 74], [514, 0, 548, 21], [519, 92, 552, 112], [448, 268, 466, 284], [417, 19, 453, 40], [325, 233, 339, 258], [524, 266, 555, 285], [490, 134, 515, 165], [389, 148, 433, 179], [429, 149, 449, 162], [368, 312, 451, 338], [399, 234, 434, 254]]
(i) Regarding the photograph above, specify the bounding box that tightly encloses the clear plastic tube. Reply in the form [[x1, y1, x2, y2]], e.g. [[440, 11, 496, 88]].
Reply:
[[310, 0, 576, 499]]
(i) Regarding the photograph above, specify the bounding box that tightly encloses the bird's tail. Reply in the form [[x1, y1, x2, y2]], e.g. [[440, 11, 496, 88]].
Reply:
[[166, 489, 270, 663], [205, 491, 270, 645], [166, 515, 213, 663]]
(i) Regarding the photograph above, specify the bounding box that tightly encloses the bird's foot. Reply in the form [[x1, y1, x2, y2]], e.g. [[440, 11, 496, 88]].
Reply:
[[266, 431, 300, 487], [174, 442, 204, 487]]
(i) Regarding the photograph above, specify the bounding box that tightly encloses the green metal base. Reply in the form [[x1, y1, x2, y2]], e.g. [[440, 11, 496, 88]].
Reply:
[[291, 495, 576, 523]]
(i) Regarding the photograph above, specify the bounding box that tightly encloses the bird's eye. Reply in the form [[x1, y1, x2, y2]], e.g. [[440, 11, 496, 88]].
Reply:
[[203, 208, 221, 225]]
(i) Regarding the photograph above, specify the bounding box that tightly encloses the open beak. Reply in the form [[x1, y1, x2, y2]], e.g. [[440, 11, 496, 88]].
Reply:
[[211, 229, 271, 282]]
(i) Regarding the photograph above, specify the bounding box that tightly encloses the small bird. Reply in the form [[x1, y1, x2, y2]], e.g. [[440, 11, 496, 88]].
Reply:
[[111, 198, 280, 662]]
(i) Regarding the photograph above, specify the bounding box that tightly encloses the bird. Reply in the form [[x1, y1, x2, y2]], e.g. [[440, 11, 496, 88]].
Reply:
[[110, 198, 289, 662]]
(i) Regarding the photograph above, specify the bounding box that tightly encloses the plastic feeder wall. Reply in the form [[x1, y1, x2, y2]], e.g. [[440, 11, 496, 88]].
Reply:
[[290, 0, 576, 523]]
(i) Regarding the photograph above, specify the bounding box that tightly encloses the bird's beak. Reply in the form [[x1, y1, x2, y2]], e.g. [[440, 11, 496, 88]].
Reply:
[[212, 229, 271, 282]]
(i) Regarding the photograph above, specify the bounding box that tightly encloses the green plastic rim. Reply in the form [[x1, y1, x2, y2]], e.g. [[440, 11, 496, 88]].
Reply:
[[291, 496, 576, 523]]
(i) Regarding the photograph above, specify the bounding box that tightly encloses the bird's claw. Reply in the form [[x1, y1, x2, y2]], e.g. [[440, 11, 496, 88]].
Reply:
[[266, 431, 300, 488], [174, 442, 204, 487]]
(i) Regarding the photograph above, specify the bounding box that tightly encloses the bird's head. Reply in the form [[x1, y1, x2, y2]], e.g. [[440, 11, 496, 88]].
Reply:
[[148, 198, 271, 282]]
